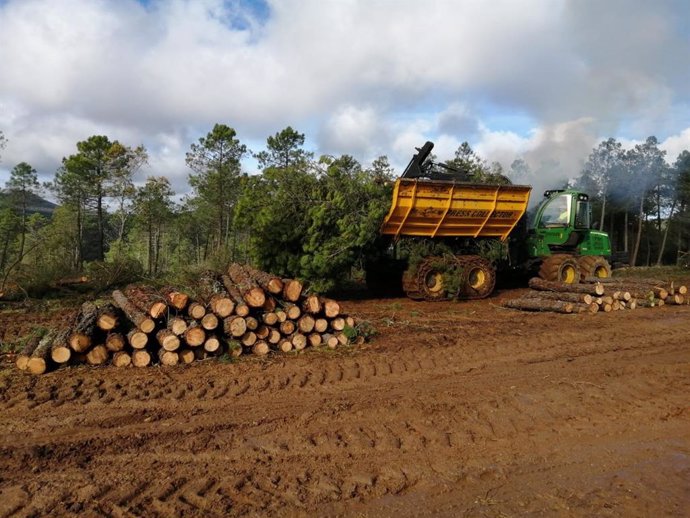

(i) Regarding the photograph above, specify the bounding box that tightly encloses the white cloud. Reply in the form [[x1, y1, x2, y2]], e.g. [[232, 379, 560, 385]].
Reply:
[[0, 0, 689, 190]]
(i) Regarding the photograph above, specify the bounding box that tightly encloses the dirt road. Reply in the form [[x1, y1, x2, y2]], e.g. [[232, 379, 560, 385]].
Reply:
[[1, 289, 689, 517]]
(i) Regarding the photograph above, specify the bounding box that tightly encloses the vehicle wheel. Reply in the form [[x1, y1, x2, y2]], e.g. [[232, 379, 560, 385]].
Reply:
[[577, 256, 611, 280], [456, 255, 496, 299], [538, 254, 580, 284], [402, 256, 459, 300]]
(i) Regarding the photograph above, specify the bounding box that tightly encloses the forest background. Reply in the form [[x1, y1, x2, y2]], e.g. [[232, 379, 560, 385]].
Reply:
[[0, 124, 689, 296]]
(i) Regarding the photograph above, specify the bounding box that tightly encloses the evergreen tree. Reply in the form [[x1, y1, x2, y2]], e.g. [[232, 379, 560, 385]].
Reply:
[[6, 162, 40, 260], [133, 177, 175, 275]]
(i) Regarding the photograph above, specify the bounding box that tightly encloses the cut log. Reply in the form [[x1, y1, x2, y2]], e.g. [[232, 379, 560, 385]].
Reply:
[[112, 351, 131, 367], [105, 332, 126, 352], [665, 294, 685, 305], [528, 277, 604, 296], [51, 328, 72, 364], [504, 298, 574, 314], [279, 320, 296, 336], [628, 299, 637, 310], [96, 303, 119, 331], [255, 325, 270, 340], [204, 336, 221, 353], [321, 298, 341, 318], [285, 304, 301, 320], [228, 263, 266, 307], [127, 328, 148, 349], [263, 312, 279, 326], [330, 317, 346, 331], [27, 329, 58, 375], [112, 290, 155, 333], [282, 279, 303, 302], [187, 302, 206, 320], [125, 286, 168, 319], [275, 310, 287, 323], [267, 328, 281, 345], [16, 332, 44, 371], [157, 328, 181, 351], [262, 296, 277, 312], [611, 290, 632, 302], [167, 317, 188, 336], [241, 331, 257, 347], [290, 333, 307, 351], [223, 316, 247, 338], [158, 349, 179, 366], [297, 314, 315, 334], [345, 316, 355, 328], [131, 349, 151, 367], [86, 345, 109, 366], [184, 322, 206, 347], [252, 341, 270, 356], [336, 333, 349, 345], [244, 316, 259, 331], [245, 266, 284, 295], [601, 303, 613, 312], [220, 274, 251, 316], [161, 287, 189, 311], [524, 291, 593, 305], [179, 349, 195, 364], [322, 333, 339, 349], [209, 294, 235, 318], [277, 339, 293, 353], [571, 302, 600, 314], [302, 295, 322, 315], [69, 301, 98, 352], [201, 313, 219, 331], [611, 300, 622, 311], [308, 333, 322, 347]]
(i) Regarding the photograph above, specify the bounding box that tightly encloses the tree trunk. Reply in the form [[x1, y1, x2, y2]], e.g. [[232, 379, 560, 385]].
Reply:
[[127, 329, 148, 349], [282, 279, 304, 302], [631, 196, 645, 266], [86, 345, 109, 366], [27, 329, 58, 375], [244, 266, 284, 295], [161, 287, 189, 311], [220, 274, 250, 316], [167, 317, 188, 336], [528, 277, 604, 295], [599, 192, 606, 231], [97, 191, 105, 261], [112, 351, 132, 367], [157, 328, 181, 351], [656, 198, 677, 265], [69, 301, 98, 352], [184, 322, 206, 347], [158, 349, 179, 366], [96, 303, 119, 331], [504, 298, 575, 313], [112, 289, 156, 332], [16, 332, 44, 371], [523, 291, 593, 304], [227, 263, 266, 307], [131, 349, 151, 367], [624, 209, 629, 253], [105, 332, 125, 352], [51, 328, 72, 364], [201, 313, 219, 331]]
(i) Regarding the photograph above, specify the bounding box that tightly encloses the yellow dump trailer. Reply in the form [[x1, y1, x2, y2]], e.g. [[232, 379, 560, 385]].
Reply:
[[380, 178, 532, 241]]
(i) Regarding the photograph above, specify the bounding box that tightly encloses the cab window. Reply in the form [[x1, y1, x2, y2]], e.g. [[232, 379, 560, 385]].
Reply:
[[575, 201, 591, 229], [539, 194, 570, 227]]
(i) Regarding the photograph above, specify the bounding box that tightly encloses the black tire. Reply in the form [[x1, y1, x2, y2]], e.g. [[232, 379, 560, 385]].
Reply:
[[538, 254, 580, 284], [577, 256, 611, 280]]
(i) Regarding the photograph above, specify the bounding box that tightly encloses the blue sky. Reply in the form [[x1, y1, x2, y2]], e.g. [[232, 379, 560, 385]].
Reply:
[[1, 0, 689, 196]]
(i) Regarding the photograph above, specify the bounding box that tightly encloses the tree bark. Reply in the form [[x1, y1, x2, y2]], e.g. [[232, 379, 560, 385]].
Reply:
[[504, 298, 574, 314], [228, 263, 266, 307], [69, 301, 98, 352], [96, 303, 119, 331], [656, 198, 677, 266], [528, 277, 604, 295], [523, 291, 593, 304], [27, 329, 58, 375], [112, 290, 155, 333], [220, 274, 250, 316], [631, 195, 644, 266], [16, 332, 44, 371], [51, 328, 72, 364], [244, 265, 284, 295]]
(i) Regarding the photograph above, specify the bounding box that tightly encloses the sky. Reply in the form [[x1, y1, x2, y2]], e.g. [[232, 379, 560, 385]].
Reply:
[[0, 0, 689, 197]]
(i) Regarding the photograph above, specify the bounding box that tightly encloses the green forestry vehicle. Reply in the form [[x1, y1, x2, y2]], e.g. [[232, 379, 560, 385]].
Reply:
[[366, 141, 612, 300]]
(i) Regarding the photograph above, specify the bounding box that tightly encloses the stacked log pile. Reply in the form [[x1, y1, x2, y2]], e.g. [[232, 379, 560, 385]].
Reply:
[[504, 277, 688, 314], [16, 263, 362, 375]]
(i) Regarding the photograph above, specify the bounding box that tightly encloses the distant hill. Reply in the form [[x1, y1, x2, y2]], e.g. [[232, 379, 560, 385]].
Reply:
[[0, 191, 58, 218]]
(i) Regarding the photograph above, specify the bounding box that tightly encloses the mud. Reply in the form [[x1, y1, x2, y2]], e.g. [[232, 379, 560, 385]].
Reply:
[[1, 287, 689, 517]]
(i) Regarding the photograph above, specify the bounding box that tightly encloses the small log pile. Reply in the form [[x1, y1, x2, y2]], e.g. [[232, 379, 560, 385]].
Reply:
[[16, 263, 362, 375], [503, 276, 688, 314]]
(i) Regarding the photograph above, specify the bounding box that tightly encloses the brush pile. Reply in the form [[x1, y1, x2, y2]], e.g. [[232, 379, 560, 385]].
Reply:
[[15, 264, 362, 375], [504, 277, 688, 314]]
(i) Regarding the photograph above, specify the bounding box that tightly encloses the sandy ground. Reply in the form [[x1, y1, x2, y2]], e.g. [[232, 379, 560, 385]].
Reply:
[[0, 287, 689, 517]]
